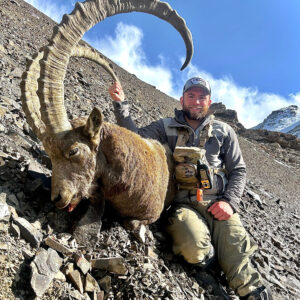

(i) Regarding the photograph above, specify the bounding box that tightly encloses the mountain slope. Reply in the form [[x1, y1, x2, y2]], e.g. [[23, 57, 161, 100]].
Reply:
[[253, 105, 300, 137]]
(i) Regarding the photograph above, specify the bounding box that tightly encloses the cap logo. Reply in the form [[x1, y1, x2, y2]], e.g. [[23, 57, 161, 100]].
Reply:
[[191, 78, 205, 85]]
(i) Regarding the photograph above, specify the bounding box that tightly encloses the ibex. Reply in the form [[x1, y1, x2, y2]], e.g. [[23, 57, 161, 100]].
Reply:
[[21, 0, 193, 227]]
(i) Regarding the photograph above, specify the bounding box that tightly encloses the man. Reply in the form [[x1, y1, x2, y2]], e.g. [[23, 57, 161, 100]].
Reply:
[[108, 77, 273, 300]]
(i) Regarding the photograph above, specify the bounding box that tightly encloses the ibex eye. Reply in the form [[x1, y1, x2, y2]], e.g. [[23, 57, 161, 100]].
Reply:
[[69, 148, 79, 157]]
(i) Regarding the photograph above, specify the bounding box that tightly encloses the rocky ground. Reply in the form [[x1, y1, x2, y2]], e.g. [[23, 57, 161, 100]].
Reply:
[[0, 0, 300, 299]]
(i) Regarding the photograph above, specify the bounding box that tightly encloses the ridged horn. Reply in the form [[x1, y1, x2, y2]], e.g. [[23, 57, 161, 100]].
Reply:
[[21, 49, 47, 141], [21, 45, 120, 140], [71, 46, 119, 82], [38, 0, 193, 135]]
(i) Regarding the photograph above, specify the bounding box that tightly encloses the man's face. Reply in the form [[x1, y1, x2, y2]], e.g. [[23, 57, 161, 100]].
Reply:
[[180, 87, 212, 120]]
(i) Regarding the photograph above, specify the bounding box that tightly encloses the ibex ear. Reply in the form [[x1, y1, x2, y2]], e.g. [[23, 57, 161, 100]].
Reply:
[[84, 107, 103, 140]]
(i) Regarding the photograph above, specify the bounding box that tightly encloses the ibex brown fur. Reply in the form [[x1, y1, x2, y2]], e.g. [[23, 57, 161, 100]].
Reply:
[[21, 0, 192, 226]]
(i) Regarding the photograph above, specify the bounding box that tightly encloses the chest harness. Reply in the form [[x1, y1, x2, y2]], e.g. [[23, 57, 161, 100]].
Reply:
[[172, 119, 227, 202]]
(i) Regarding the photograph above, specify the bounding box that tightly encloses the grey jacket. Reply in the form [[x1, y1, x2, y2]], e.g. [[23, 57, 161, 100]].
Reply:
[[113, 101, 246, 211]]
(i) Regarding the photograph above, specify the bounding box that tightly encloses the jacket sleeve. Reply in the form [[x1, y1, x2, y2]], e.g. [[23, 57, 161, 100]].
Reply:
[[221, 126, 246, 212], [112, 100, 167, 144]]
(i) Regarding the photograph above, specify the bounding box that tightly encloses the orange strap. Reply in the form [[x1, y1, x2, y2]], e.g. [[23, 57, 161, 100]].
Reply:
[[196, 188, 203, 202]]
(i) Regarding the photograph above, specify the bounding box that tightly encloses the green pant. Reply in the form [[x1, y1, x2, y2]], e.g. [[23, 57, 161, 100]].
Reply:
[[166, 202, 261, 297]]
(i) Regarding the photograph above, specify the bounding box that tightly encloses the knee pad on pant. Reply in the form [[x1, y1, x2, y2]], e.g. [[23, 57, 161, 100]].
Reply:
[[173, 238, 214, 265], [166, 205, 214, 264]]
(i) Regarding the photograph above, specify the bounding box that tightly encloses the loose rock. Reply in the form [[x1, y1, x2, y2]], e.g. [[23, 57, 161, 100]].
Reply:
[[85, 273, 100, 293], [133, 224, 146, 243], [91, 257, 128, 275], [45, 236, 74, 256], [0, 203, 10, 220], [98, 276, 111, 293], [12, 216, 43, 247], [9, 222, 20, 238], [30, 248, 63, 297], [67, 270, 84, 294], [75, 254, 91, 275]]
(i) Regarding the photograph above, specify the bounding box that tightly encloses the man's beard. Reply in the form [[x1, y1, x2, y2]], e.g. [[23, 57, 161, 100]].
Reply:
[[182, 105, 209, 120]]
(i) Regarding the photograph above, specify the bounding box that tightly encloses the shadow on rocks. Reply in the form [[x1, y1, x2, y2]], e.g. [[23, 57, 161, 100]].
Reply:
[[11, 259, 36, 300]]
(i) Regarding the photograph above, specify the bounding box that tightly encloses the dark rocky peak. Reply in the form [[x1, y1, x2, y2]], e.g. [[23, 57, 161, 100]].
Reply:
[[210, 102, 245, 130]]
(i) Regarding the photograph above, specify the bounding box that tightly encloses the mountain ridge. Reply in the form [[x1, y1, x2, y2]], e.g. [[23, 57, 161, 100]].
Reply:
[[253, 105, 300, 138]]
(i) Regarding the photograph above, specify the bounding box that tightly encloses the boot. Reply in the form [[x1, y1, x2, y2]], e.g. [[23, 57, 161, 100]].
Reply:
[[195, 271, 232, 300], [240, 286, 273, 300]]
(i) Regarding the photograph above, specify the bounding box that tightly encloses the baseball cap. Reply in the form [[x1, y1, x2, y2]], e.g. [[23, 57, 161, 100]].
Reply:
[[183, 77, 211, 95]]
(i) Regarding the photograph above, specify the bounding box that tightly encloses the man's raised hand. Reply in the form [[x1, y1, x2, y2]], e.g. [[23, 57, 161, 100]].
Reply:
[[109, 81, 125, 102]]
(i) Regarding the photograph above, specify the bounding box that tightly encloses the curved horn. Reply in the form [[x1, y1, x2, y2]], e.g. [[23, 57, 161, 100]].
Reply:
[[71, 46, 119, 82], [38, 0, 193, 135], [21, 49, 47, 141], [21, 45, 120, 140]]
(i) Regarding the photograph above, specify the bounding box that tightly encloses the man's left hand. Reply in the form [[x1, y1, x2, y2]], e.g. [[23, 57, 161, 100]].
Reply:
[[208, 201, 233, 221]]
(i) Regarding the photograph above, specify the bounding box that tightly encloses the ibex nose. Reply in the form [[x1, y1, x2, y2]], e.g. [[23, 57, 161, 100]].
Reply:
[[53, 194, 62, 204]]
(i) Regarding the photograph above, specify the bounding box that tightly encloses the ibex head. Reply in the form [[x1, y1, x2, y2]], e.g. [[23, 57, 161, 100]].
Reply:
[[42, 108, 103, 211], [21, 0, 193, 212]]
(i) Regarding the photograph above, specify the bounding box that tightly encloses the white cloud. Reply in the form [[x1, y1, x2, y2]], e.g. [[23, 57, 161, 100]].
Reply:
[[24, 0, 71, 22], [85, 22, 174, 96]]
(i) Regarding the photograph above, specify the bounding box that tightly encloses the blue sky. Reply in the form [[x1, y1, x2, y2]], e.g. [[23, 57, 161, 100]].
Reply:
[[24, 0, 300, 128]]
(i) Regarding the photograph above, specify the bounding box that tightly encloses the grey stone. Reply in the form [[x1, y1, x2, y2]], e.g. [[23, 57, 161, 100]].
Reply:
[[12, 216, 43, 248], [22, 248, 34, 259], [69, 289, 83, 300], [69, 238, 78, 249], [9, 222, 20, 238], [9, 67, 23, 78], [74, 254, 91, 275], [30, 248, 63, 297], [247, 190, 264, 207], [7, 193, 19, 207], [99, 276, 111, 293], [83, 293, 92, 300], [143, 263, 155, 270], [0, 242, 8, 250], [145, 246, 158, 259], [0, 223, 8, 233], [271, 236, 284, 250], [63, 263, 74, 275], [67, 270, 84, 294], [133, 224, 146, 243], [85, 273, 100, 293], [93, 291, 104, 300], [0, 44, 6, 54], [92, 257, 128, 275], [25, 178, 43, 193], [16, 191, 25, 202], [0, 202, 10, 220], [10, 0, 20, 7], [54, 271, 66, 282], [0, 193, 7, 204], [44, 236, 74, 256]]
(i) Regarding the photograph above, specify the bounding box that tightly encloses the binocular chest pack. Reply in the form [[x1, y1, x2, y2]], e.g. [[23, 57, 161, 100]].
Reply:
[[173, 146, 213, 190], [172, 117, 226, 201]]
